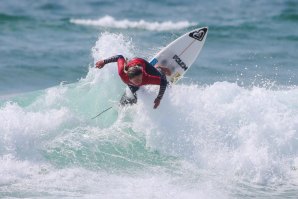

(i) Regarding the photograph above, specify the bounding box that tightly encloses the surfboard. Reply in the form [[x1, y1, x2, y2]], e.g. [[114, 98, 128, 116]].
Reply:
[[150, 27, 208, 83], [120, 27, 208, 105]]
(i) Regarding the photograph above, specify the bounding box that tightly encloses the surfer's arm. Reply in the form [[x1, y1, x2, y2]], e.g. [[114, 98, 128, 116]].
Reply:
[[143, 60, 168, 108], [157, 76, 167, 100], [103, 55, 124, 64], [153, 78, 167, 109], [96, 55, 125, 68], [142, 69, 167, 101]]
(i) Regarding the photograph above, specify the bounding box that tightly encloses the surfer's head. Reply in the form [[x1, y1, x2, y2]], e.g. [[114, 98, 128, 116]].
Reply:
[[127, 65, 143, 85]]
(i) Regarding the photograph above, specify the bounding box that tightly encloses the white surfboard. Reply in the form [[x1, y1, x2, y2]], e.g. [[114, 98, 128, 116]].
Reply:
[[121, 27, 208, 105], [149, 27, 208, 83]]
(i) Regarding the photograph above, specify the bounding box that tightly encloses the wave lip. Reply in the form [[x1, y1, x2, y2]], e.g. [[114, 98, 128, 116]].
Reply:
[[70, 15, 196, 31]]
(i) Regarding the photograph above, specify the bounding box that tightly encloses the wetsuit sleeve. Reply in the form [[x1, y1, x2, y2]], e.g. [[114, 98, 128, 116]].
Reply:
[[103, 55, 124, 64], [104, 55, 126, 74], [143, 60, 168, 100], [143, 60, 161, 77], [156, 75, 167, 100]]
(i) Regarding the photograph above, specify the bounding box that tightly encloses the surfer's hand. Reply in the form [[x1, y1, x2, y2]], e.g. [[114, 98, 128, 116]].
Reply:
[[96, 60, 105, 69], [153, 98, 161, 109]]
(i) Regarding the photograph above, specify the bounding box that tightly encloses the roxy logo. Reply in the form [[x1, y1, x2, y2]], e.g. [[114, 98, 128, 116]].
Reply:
[[189, 28, 207, 41], [173, 55, 188, 71]]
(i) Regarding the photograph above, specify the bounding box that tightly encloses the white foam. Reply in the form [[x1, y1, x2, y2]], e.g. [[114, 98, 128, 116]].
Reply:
[[0, 154, 225, 199], [0, 101, 71, 159], [0, 31, 136, 158], [133, 82, 298, 185], [70, 15, 196, 31]]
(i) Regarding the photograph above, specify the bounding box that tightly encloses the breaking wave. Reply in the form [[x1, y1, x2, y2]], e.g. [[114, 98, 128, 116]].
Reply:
[[70, 15, 196, 31]]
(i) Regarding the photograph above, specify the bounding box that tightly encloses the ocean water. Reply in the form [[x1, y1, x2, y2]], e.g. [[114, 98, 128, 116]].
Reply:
[[0, 0, 298, 198]]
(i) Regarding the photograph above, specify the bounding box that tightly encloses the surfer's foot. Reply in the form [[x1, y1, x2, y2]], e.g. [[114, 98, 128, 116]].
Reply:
[[158, 66, 172, 76]]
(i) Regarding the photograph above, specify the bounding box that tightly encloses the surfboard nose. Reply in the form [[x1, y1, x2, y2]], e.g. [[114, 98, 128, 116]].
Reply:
[[189, 27, 208, 41]]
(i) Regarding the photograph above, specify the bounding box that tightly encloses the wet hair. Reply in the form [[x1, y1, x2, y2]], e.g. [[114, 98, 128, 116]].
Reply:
[[127, 65, 142, 79]]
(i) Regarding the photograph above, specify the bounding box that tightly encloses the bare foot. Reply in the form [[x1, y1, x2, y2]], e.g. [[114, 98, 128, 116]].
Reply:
[[157, 66, 172, 76]]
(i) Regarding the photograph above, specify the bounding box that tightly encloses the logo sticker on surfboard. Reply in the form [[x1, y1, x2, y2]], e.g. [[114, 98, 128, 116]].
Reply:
[[189, 28, 207, 41], [173, 55, 188, 71], [170, 72, 182, 83]]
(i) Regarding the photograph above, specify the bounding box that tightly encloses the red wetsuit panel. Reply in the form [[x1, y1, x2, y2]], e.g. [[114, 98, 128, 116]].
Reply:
[[118, 58, 162, 86]]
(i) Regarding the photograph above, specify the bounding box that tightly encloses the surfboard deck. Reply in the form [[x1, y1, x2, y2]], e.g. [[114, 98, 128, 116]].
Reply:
[[121, 27, 208, 105], [150, 27, 208, 83]]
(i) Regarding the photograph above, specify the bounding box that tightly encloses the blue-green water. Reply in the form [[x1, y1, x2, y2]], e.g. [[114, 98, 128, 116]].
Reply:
[[0, 0, 298, 198]]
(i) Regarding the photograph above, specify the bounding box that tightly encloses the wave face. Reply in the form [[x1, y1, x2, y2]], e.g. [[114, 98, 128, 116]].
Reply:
[[1, 32, 298, 198], [70, 15, 196, 31]]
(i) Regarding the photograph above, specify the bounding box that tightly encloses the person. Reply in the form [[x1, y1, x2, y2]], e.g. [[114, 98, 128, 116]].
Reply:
[[95, 55, 171, 109]]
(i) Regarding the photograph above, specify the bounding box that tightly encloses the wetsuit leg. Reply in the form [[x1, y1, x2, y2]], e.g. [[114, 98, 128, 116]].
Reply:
[[120, 85, 139, 106]]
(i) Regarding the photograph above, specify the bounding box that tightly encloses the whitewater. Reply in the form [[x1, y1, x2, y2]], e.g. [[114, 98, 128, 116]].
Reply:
[[70, 15, 196, 31], [0, 32, 298, 198]]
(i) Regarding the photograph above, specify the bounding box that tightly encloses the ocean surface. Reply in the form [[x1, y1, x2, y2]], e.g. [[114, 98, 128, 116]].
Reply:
[[1, 0, 298, 198]]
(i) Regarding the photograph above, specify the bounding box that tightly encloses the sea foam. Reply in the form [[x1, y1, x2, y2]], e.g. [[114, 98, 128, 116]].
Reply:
[[70, 15, 196, 31]]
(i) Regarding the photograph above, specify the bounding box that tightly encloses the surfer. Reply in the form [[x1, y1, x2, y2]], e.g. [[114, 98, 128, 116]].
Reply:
[[96, 55, 171, 109]]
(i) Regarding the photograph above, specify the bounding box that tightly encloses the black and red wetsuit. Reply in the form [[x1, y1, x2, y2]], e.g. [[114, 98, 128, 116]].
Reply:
[[103, 55, 167, 102]]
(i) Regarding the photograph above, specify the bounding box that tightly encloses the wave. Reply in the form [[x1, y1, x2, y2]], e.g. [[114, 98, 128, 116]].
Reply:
[[1, 32, 298, 198], [70, 15, 196, 31], [0, 13, 30, 22]]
